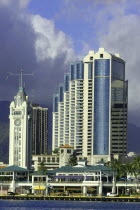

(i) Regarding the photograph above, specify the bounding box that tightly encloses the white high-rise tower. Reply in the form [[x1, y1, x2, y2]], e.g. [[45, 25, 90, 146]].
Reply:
[[9, 72, 32, 169], [52, 48, 128, 162]]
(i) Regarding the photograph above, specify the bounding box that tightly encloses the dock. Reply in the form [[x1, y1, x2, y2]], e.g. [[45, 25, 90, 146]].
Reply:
[[0, 195, 140, 202]]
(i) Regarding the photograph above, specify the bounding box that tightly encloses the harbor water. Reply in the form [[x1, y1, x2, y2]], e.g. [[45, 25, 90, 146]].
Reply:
[[0, 200, 140, 210]]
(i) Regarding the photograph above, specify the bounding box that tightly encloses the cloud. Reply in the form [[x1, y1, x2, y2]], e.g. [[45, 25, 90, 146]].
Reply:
[[0, 0, 75, 105], [31, 15, 74, 63], [19, 0, 31, 8], [0, 0, 31, 8], [52, 0, 140, 125], [0, 0, 140, 127], [98, 8, 140, 125]]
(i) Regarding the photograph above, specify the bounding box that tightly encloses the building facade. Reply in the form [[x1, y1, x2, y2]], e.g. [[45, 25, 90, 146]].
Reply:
[[32, 154, 59, 171], [32, 104, 48, 155], [32, 145, 74, 170], [52, 48, 128, 160], [9, 87, 32, 169]]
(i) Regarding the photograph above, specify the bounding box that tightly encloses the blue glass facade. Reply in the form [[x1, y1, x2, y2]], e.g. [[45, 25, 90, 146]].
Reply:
[[54, 61, 83, 114], [112, 60, 125, 80], [70, 64, 75, 80], [76, 62, 84, 79], [70, 62, 83, 80], [58, 84, 64, 102], [94, 59, 110, 155], [53, 94, 58, 112], [64, 73, 70, 91]]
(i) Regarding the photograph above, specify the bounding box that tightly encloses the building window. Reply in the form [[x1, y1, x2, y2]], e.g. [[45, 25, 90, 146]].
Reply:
[[61, 149, 64, 154], [67, 149, 71, 154], [47, 157, 50, 162], [52, 157, 55, 162], [90, 57, 93, 60], [38, 157, 41, 162], [100, 54, 103, 58]]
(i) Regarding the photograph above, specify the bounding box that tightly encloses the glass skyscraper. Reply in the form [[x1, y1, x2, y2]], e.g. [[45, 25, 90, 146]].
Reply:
[[52, 48, 128, 160]]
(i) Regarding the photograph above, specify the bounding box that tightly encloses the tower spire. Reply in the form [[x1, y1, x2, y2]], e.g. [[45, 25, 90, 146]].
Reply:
[[20, 69, 23, 88], [6, 69, 33, 89]]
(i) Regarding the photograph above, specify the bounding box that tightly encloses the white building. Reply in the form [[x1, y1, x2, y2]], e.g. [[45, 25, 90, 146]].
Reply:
[[9, 86, 32, 169], [52, 48, 128, 163]]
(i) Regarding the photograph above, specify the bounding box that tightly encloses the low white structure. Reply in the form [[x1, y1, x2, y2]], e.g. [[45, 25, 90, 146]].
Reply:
[[32, 155, 59, 171], [52, 160, 116, 196], [59, 145, 74, 167]]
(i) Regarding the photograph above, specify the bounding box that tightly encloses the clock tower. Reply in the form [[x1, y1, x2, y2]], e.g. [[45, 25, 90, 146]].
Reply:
[[9, 86, 32, 169]]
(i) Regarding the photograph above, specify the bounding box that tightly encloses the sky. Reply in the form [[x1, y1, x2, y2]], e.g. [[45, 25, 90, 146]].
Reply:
[[0, 0, 140, 126]]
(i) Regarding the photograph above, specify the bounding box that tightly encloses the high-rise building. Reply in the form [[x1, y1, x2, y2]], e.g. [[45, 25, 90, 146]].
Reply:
[[9, 86, 32, 169], [32, 104, 48, 155], [52, 48, 128, 161]]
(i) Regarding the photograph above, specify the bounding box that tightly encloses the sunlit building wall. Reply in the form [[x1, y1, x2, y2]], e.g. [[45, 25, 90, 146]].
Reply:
[[52, 48, 128, 158]]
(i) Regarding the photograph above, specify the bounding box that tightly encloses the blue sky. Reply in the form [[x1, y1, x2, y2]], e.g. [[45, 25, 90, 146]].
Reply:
[[28, 0, 140, 126], [0, 0, 140, 125], [28, 0, 140, 53], [28, 0, 109, 53]]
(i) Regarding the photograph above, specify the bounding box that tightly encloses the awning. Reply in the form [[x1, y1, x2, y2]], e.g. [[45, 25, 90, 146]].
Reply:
[[34, 187, 46, 190], [55, 176, 83, 179], [119, 178, 127, 181], [66, 187, 82, 191], [53, 187, 64, 190], [87, 187, 96, 191], [86, 176, 93, 180]]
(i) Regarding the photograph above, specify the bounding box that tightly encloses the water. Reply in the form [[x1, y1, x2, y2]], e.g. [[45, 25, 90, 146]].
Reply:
[[0, 200, 140, 210]]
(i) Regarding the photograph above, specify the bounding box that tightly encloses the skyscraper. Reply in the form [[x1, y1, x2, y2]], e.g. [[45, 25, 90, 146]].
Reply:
[[9, 86, 32, 169], [52, 48, 128, 161], [32, 104, 48, 155]]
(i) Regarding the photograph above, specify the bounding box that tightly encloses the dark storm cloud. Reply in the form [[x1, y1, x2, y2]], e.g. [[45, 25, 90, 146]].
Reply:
[[0, 3, 36, 100], [0, 1, 75, 105], [99, 12, 140, 126], [59, 0, 140, 126]]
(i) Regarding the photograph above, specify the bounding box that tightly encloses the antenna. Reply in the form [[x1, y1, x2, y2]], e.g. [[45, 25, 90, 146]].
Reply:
[[6, 69, 33, 88]]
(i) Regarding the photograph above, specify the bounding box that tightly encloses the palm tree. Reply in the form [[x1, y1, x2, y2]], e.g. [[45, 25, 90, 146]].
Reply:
[[106, 159, 127, 179], [38, 161, 47, 174], [131, 157, 140, 192], [38, 161, 47, 194]]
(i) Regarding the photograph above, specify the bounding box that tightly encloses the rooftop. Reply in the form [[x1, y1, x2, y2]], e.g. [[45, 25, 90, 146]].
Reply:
[[54, 164, 116, 174], [32, 171, 47, 176], [0, 165, 30, 172]]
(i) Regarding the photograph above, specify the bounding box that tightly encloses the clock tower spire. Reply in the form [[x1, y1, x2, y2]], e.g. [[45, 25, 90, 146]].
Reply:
[[8, 70, 32, 169]]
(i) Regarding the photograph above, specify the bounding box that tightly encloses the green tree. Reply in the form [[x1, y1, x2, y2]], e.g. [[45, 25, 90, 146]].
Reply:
[[131, 156, 140, 192], [37, 161, 47, 195], [52, 148, 59, 154], [106, 157, 140, 194], [38, 161, 47, 174], [132, 157, 140, 176], [106, 159, 126, 179], [67, 153, 77, 166]]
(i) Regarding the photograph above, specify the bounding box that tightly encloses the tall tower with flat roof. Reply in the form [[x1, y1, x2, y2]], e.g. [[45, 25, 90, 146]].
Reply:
[[52, 48, 128, 162], [32, 104, 48, 155]]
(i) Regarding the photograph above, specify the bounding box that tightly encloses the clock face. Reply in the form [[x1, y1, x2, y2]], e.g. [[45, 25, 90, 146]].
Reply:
[[14, 119, 21, 126]]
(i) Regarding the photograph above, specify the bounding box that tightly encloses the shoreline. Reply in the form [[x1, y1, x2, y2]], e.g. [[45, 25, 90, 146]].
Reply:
[[0, 195, 140, 202]]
